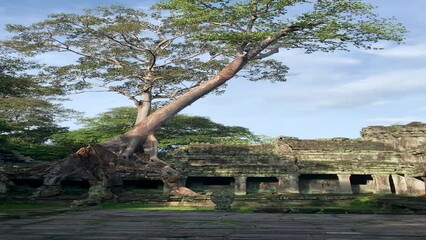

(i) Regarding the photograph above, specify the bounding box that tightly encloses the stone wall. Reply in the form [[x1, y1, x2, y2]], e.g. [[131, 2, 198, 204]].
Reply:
[[361, 122, 426, 151], [172, 123, 426, 196]]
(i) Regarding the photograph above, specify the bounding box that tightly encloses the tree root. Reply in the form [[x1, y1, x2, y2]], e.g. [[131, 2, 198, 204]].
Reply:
[[34, 144, 197, 205]]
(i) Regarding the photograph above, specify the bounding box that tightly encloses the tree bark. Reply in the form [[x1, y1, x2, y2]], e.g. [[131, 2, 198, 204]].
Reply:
[[119, 53, 249, 158], [135, 91, 152, 124]]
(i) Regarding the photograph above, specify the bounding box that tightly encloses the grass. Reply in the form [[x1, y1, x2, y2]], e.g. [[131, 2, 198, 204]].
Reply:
[[100, 203, 214, 211], [348, 196, 379, 209], [232, 196, 381, 214], [232, 206, 256, 213], [0, 196, 381, 218], [0, 203, 45, 211], [0, 202, 72, 219], [99, 196, 381, 213]]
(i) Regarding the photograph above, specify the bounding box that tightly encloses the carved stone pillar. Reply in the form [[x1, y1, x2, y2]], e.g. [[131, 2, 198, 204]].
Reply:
[[373, 175, 392, 194], [423, 177, 426, 196], [234, 176, 247, 195], [391, 174, 407, 195], [0, 181, 7, 194], [405, 176, 426, 196], [277, 174, 300, 194], [163, 184, 171, 196], [0, 174, 11, 194], [337, 174, 353, 194]]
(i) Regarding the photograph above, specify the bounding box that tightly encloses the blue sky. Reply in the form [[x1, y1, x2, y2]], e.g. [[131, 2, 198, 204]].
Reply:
[[1, 0, 425, 139]]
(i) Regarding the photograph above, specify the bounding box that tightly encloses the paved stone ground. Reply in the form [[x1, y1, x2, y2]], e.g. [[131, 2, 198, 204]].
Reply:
[[0, 210, 425, 240]]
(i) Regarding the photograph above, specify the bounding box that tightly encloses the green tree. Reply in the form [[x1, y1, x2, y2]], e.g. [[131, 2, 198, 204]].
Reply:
[[3, 0, 406, 159], [117, 0, 405, 158], [3, 5, 234, 158], [51, 107, 260, 153], [0, 47, 74, 160], [2, 1, 406, 198]]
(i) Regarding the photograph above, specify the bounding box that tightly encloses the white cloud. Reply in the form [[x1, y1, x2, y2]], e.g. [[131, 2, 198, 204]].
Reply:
[[270, 68, 426, 109], [370, 42, 426, 58], [369, 100, 389, 107], [275, 49, 361, 66], [364, 117, 426, 125]]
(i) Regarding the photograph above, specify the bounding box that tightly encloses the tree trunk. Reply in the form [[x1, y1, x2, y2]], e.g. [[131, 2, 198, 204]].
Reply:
[[135, 91, 152, 124], [36, 87, 199, 202], [119, 53, 248, 158], [33, 27, 288, 204], [116, 27, 292, 156]]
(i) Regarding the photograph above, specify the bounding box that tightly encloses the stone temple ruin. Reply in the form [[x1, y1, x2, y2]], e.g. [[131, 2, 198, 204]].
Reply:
[[173, 122, 426, 196], [1, 123, 426, 199]]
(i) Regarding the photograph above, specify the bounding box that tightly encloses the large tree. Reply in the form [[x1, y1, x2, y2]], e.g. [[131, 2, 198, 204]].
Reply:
[[3, 5, 231, 157], [115, 0, 405, 159], [0, 47, 72, 148], [2, 0, 406, 201]]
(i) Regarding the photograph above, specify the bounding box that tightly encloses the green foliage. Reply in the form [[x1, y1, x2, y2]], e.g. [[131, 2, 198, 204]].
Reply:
[[10, 144, 71, 162], [0, 47, 74, 160], [51, 106, 261, 153], [156, 114, 261, 150], [350, 196, 378, 209], [157, 0, 405, 53], [1, 1, 406, 160], [3, 0, 399, 108], [3, 5, 228, 107], [388, 124, 402, 133]]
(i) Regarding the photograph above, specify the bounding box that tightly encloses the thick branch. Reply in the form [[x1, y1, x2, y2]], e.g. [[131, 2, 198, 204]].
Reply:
[[252, 45, 279, 60], [117, 53, 248, 158]]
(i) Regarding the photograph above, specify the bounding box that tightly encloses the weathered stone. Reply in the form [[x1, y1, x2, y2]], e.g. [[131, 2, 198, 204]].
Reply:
[[405, 176, 426, 196], [210, 189, 235, 211], [337, 174, 352, 194], [34, 185, 62, 197], [0, 181, 7, 194], [234, 176, 247, 195], [373, 175, 392, 194], [361, 122, 426, 150], [3, 123, 426, 201], [391, 174, 408, 195], [277, 174, 300, 193], [172, 123, 426, 197]]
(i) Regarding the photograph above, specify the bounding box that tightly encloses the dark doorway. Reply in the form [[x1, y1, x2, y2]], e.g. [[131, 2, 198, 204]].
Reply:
[[350, 175, 374, 194], [299, 174, 339, 194], [247, 177, 278, 194], [186, 177, 234, 191]]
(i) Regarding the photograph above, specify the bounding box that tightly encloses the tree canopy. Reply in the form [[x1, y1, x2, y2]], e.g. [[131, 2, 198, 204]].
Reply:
[[3, 1, 405, 156], [0, 47, 73, 145], [3, 5, 229, 112], [0, 47, 78, 161]]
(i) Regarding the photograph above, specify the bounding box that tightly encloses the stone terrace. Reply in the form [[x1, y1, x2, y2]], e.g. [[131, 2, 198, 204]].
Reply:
[[1, 210, 426, 240], [173, 123, 426, 196]]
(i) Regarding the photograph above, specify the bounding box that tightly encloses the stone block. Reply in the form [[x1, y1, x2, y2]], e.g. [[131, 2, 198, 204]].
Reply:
[[337, 174, 352, 194], [391, 174, 408, 195], [277, 174, 299, 194], [234, 176, 247, 195], [373, 175, 392, 194], [405, 176, 426, 196]]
